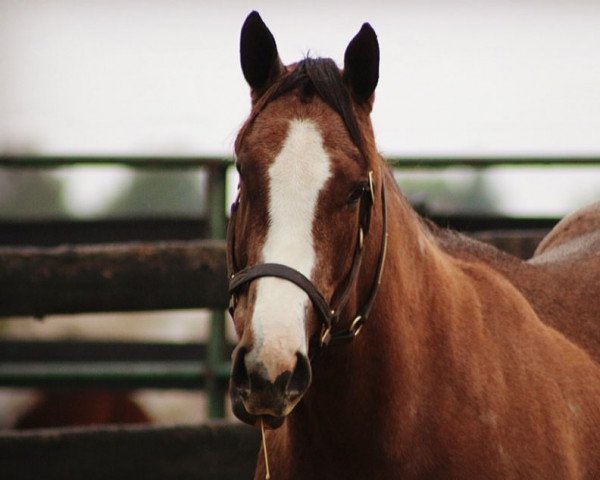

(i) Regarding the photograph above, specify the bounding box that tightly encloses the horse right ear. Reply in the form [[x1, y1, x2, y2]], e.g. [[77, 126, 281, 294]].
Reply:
[[343, 23, 379, 106], [240, 11, 284, 99]]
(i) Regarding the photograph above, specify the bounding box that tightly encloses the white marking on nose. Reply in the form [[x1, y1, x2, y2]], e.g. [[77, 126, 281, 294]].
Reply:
[[249, 119, 332, 380]]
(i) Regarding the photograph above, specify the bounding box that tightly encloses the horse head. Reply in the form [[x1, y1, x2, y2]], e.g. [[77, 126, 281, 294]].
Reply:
[[227, 11, 386, 429]]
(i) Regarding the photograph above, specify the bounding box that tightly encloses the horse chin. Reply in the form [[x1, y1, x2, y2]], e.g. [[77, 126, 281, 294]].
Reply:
[[260, 414, 286, 429], [231, 394, 287, 429]]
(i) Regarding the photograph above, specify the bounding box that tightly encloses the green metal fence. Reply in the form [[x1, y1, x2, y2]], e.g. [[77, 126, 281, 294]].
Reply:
[[0, 155, 598, 418]]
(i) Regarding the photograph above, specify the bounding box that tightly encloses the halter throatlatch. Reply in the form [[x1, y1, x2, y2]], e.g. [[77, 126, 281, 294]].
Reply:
[[227, 170, 388, 349]]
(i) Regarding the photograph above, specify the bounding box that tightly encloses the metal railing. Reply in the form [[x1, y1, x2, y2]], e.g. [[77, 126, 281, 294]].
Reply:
[[2, 154, 600, 169], [1, 154, 598, 418]]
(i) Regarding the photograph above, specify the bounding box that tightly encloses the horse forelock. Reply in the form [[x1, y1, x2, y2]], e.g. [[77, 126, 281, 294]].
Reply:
[[235, 57, 368, 165]]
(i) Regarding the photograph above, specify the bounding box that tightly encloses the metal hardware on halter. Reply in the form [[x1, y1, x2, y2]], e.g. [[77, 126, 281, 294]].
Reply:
[[320, 325, 332, 347], [367, 170, 375, 203], [349, 315, 364, 337]]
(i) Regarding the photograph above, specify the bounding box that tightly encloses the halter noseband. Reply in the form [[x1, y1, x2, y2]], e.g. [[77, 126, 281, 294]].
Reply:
[[227, 170, 388, 348]]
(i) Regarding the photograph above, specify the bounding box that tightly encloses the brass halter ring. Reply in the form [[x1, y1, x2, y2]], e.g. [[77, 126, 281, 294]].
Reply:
[[320, 324, 332, 347], [348, 315, 364, 337]]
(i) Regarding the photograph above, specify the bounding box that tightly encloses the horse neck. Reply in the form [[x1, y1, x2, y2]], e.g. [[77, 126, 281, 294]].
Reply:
[[288, 170, 450, 465]]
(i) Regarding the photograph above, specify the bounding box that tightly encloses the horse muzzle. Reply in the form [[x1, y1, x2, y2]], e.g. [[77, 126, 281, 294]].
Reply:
[[229, 346, 312, 428]]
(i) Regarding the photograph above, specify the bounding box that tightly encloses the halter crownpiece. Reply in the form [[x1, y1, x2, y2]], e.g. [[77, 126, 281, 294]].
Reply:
[[226, 170, 388, 349]]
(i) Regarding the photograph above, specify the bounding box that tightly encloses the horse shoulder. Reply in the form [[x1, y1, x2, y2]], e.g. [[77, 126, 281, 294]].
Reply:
[[427, 246, 600, 479], [431, 224, 600, 365]]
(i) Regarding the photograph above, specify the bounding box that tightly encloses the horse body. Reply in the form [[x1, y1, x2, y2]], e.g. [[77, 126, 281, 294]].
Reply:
[[14, 390, 149, 429], [230, 12, 600, 479], [258, 175, 600, 479], [534, 201, 600, 260], [528, 202, 600, 360]]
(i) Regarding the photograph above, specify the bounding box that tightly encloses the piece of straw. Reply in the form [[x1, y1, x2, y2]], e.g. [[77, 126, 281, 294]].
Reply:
[[260, 417, 271, 479]]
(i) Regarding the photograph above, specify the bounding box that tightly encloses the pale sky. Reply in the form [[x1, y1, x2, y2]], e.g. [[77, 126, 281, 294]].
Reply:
[[1, 0, 599, 215]]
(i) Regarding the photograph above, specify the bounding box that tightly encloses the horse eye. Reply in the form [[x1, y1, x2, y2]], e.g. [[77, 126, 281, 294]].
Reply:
[[347, 182, 369, 204]]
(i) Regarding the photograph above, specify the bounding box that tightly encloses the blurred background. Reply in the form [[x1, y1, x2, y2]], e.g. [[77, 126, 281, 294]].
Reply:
[[1, 0, 599, 428]]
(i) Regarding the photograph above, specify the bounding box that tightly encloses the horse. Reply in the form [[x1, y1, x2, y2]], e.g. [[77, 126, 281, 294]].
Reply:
[[14, 390, 149, 429], [227, 11, 600, 479]]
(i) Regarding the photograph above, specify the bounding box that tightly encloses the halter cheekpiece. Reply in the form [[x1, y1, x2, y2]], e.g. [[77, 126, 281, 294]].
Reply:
[[227, 169, 388, 349]]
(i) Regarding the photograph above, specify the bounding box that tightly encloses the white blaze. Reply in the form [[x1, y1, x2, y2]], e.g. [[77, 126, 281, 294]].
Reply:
[[248, 119, 332, 379]]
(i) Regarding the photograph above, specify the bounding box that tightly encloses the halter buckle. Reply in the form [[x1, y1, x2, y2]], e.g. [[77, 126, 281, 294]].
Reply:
[[349, 315, 364, 337], [320, 325, 332, 347]]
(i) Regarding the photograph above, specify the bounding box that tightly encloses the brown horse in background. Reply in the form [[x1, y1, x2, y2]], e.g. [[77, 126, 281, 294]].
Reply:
[[228, 12, 600, 479], [14, 390, 149, 429]]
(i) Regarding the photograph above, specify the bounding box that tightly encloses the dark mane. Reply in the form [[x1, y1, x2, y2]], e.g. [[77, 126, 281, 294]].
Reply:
[[236, 57, 366, 158]]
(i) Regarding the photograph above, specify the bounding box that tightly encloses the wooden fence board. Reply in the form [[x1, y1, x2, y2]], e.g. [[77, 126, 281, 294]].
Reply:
[[0, 422, 259, 480], [0, 240, 228, 318]]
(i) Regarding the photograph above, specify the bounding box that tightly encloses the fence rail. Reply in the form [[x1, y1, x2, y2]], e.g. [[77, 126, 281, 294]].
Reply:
[[2, 154, 600, 169], [0, 240, 228, 318], [0, 422, 259, 480], [0, 340, 234, 390]]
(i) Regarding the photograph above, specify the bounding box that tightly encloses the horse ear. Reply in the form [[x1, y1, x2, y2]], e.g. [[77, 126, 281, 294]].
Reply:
[[343, 23, 380, 105], [240, 11, 284, 98]]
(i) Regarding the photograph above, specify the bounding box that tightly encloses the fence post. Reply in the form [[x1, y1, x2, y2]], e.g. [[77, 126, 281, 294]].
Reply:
[[206, 162, 228, 418]]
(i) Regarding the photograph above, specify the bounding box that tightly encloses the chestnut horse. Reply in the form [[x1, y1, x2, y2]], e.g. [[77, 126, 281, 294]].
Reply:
[[227, 11, 600, 479]]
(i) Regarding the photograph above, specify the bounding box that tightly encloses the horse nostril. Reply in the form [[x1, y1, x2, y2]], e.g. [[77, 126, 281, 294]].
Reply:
[[231, 346, 251, 397], [286, 352, 312, 400]]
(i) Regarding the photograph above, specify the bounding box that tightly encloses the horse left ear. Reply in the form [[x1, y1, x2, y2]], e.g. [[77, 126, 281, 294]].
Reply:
[[343, 23, 380, 105], [240, 11, 284, 99]]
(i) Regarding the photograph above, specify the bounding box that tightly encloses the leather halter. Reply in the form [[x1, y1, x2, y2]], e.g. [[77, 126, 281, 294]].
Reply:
[[227, 170, 388, 348]]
